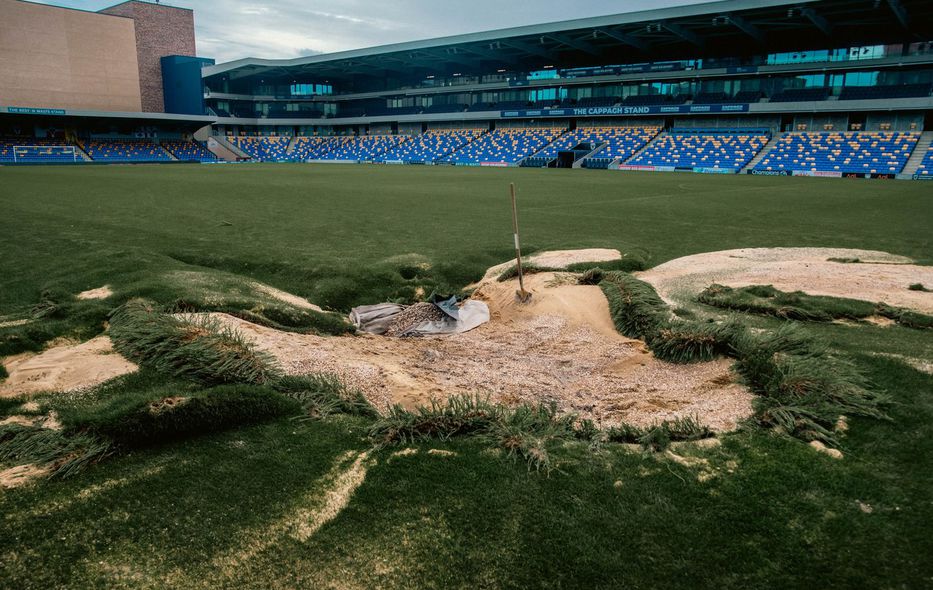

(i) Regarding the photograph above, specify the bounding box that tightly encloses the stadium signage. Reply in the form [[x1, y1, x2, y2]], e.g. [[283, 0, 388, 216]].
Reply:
[[6, 107, 67, 115], [748, 169, 792, 176], [501, 104, 749, 118]]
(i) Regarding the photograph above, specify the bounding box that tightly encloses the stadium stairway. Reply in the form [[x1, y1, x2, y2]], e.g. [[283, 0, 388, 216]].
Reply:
[[741, 132, 784, 173], [156, 141, 179, 161], [901, 131, 933, 177], [212, 136, 251, 160], [72, 143, 92, 162], [286, 136, 299, 157]]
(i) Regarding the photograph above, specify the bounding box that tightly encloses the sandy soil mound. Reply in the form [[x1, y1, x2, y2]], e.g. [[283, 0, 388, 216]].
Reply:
[[211, 272, 753, 431], [0, 336, 137, 398], [480, 248, 622, 284], [637, 248, 933, 313], [77, 286, 113, 300]]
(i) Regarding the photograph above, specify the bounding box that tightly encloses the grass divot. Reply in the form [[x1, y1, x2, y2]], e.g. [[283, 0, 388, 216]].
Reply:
[[109, 299, 282, 385], [585, 272, 888, 447], [699, 284, 932, 330]]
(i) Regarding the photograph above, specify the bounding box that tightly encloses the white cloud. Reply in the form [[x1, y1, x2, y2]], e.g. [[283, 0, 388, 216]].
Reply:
[[30, 0, 700, 63]]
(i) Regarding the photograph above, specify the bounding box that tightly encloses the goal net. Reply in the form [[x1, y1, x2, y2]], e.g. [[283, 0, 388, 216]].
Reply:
[[12, 145, 78, 163]]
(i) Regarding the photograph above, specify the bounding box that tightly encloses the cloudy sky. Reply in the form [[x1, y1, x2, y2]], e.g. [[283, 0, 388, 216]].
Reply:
[[34, 0, 698, 63]]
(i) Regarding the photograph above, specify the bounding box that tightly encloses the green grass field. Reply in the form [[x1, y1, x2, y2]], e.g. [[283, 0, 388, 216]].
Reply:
[[1, 165, 932, 589]]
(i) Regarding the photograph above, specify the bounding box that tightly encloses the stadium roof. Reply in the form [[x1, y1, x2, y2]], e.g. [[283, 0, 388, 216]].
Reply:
[[202, 0, 933, 82]]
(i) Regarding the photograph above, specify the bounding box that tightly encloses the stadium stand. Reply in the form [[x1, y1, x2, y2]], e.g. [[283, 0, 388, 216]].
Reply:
[[583, 127, 663, 168], [316, 135, 409, 161], [0, 138, 80, 163], [628, 130, 769, 172], [754, 132, 920, 175], [376, 129, 484, 163], [161, 140, 217, 162], [524, 126, 660, 168], [229, 136, 291, 161], [443, 127, 564, 165], [80, 139, 172, 162], [291, 136, 342, 161]]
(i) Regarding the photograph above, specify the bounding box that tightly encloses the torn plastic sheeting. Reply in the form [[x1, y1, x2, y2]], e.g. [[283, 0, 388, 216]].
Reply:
[[349, 300, 490, 337], [349, 303, 406, 335]]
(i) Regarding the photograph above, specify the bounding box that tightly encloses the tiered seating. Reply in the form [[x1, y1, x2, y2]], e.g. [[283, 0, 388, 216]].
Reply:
[[316, 135, 409, 161], [444, 127, 564, 165], [0, 138, 78, 163], [629, 131, 769, 171], [524, 126, 660, 167], [229, 136, 290, 161], [915, 146, 933, 177], [81, 139, 172, 162], [376, 129, 483, 163], [769, 87, 830, 102], [583, 127, 662, 168], [161, 140, 217, 162], [291, 136, 342, 161], [754, 132, 920, 175]]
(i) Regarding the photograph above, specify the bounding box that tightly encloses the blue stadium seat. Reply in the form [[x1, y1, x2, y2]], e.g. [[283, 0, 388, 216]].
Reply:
[[316, 135, 409, 161], [376, 129, 484, 163], [0, 138, 80, 163], [229, 136, 291, 161], [629, 131, 769, 171], [754, 132, 920, 175], [81, 139, 172, 162], [161, 140, 218, 162], [442, 128, 564, 165], [522, 126, 660, 168]]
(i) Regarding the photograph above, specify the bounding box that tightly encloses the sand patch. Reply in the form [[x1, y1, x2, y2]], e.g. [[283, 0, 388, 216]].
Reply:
[[0, 319, 31, 329], [0, 336, 137, 398], [0, 464, 51, 489], [209, 271, 753, 431], [77, 286, 113, 300], [637, 248, 933, 313], [252, 283, 324, 312], [479, 248, 622, 284]]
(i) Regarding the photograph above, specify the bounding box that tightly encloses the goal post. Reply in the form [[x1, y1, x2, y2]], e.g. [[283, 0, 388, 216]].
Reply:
[[12, 145, 78, 163]]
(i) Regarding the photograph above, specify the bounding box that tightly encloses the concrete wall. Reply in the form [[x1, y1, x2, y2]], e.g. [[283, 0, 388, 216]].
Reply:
[[100, 1, 196, 113], [0, 0, 142, 112]]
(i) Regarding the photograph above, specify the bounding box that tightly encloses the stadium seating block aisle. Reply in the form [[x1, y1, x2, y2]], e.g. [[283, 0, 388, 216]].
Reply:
[[161, 140, 218, 162], [376, 129, 484, 163], [629, 131, 769, 171], [229, 136, 291, 162], [916, 145, 933, 177], [754, 132, 919, 175], [443, 128, 564, 165], [316, 136, 409, 161], [81, 139, 172, 162]]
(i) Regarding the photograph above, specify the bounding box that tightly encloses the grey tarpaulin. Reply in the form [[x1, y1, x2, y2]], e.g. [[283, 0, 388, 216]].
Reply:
[[349, 300, 490, 336], [348, 303, 406, 335]]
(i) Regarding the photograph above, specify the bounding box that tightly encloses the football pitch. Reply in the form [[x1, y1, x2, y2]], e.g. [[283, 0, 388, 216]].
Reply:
[[1, 164, 931, 589]]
